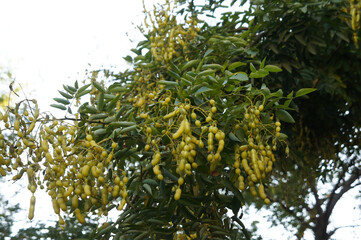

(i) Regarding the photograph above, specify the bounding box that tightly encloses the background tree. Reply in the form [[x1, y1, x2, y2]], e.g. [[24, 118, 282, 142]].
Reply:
[[226, 0, 361, 239]]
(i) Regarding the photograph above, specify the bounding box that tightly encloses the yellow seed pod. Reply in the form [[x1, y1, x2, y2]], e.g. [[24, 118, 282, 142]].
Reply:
[[28, 205, 35, 220], [172, 119, 185, 139], [14, 119, 20, 131], [118, 199, 126, 211], [163, 110, 177, 120], [26, 121, 36, 134], [174, 188, 182, 200], [84, 185, 91, 196], [41, 140, 49, 152], [0, 167, 6, 176], [250, 186, 258, 197], [91, 166, 100, 178], [259, 183, 267, 199], [82, 165, 90, 177], [74, 208, 86, 224], [52, 199, 60, 214], [64, 186, 74, 198], [191, 162, 198, 169], [44, 152, 54, 164], [112, 185, 120, 198], [72, 196, 79, 208], [153, 165, 161, 175]]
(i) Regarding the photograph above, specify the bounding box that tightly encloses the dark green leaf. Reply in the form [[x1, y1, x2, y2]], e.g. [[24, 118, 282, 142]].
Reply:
[[50, 104, 66, 111], [53, 98, 70, 105], [276, 109, 295, 123], [194, 86, 212, 95], [58, 90, 73, 99], [295, 88, 316, 98]]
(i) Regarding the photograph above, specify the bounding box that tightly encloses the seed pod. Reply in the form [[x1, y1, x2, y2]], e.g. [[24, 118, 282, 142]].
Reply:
[[84, 185, 91, 196], [26, 121, 36, 134], [258, 184, 267, 199], [72, 196, 79, 208], [14, 119, 20, 131], [52, 199, 60, 214], [172, 119, 185, 139], [28, 205, 35, 220], [75, 208, 85, 224]]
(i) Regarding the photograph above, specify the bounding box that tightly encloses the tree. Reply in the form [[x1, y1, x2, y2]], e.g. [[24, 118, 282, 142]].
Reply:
[[229, 0, 361, 239], [1, 0, 353, 239], [0, 178, 20, 240], [12, 215, 98, 240]]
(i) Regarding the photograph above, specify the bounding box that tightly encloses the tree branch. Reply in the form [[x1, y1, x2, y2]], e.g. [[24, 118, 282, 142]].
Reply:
[[325, 165, 361, 221], [309, 176, 323, 216], [328, 224, 361, 238], [269, 196, 310, 227]]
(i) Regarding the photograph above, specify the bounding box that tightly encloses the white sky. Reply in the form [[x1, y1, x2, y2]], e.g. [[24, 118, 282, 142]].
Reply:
[[0, 0, 360, 239]]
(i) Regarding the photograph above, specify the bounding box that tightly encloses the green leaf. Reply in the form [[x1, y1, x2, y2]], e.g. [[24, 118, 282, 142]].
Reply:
[[230, 73, 248, 82], [50, 104, 66, 111], [123, 55, 133, 63], [63, 84, 76, 94], [194, 86, 212, 95], [167, 70, 180, 80], [143, 184, 152, 196], [250, 63, 256, 72], [264, 65, 282, 72], [58, 90, 73, 99], [75, 89, 92, 98], [142, 179, 158, 186], [77, 83, 91, 94], [295, 88, 316, 97], [108, 86, 127, 93], [92, 81, 106, 93], [197, 69, 216, 78], [158, 80, 179, 87], [89, 113, 108, 121], [287, 91, 293, 99], [53, 98, 70, 105], [221, 178, 244, 203], [260, 57, 266, 68], [276, 109, 295, 123], [181, 59, 200, 71], [229, 132, 242, 142], [201, 64, 223, 71], [249, 70, 268, 78], [97, 93, 104, 111], [204, 49, 214, 57], [295, 34, 307, 46], [94, 128, 107, 136], [228, 62, 246, 71], [84, 105, 98, 114]]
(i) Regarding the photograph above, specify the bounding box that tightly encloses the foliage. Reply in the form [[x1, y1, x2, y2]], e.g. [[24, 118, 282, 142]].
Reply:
[[0, 178, 20, 240], [3, 0, 349, 239], [227, 0, 361, 239], [12, 215, 98, 240]]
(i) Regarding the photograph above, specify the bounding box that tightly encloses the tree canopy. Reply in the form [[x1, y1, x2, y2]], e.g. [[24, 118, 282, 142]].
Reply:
[[0, 0, 360, 239]]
